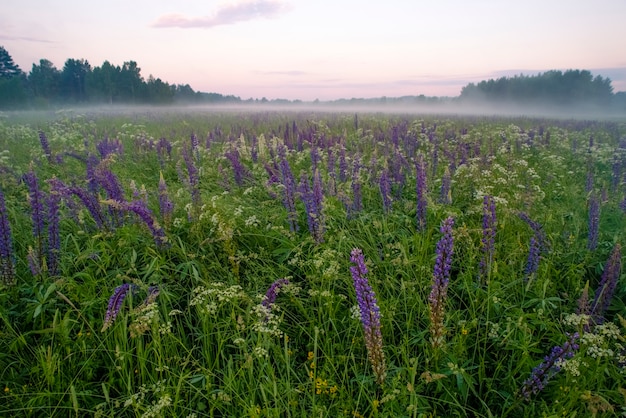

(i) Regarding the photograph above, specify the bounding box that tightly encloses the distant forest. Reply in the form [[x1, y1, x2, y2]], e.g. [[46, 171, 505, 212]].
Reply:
[[1, 45, 625, 110]]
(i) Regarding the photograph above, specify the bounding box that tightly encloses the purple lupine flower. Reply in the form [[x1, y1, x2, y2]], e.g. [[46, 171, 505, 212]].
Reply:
[[190, 133, 199, 157], [524, 236, 541, 280], [416, 154, 427, 230], [350, 156, 363, 217], [46, 179, 62, 277], [251, 135, 258, 163], [141, 285, 160, 306], [590, 243, 621, 325], [379, 169, 392, 213], [0, 188, 15, 285], [429, 217, 455, 348], [85, 154, 100, 195], [310, 146, 320, 172], [439, 167, 451, 205], [182, 146, 201, 211], [278, 147, 299, 233], [576, 282, 591, 316], [101, 283, 136, 331], [338, 146, 348, 183], [38, 130, 52, 162], [111, 200, 169, 249], [350, 248, 386, 385], [312, 169, 325, 242], [156, 137, 172, 168], [479, 195, 496, 282], [96, 137, 123, 159], [158, 172, 174, 227], [587, 194, 600, 250], [391, 150, 407, 198], [518, 212, 548, 253], [67, 185, 107, 229], [520, 333, 579, 399], [95, 164, 125, 203], [225, 148, 250, 186], [298, 170, 324, 243], [260, 278, 290, 322], [611, 158, 621, 193], [27, 246, 40, 276], [585, 170, 594, 193], [22, 170, 47, 259]]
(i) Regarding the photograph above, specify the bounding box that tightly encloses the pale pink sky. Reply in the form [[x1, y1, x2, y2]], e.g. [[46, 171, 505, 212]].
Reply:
[[2, 0, 625, 101]]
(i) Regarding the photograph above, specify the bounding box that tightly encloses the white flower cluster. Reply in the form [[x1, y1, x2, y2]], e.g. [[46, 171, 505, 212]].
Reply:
[[190, 283, 246, 316], [129, 302, 160, 338], [580, 323, 622, 359]]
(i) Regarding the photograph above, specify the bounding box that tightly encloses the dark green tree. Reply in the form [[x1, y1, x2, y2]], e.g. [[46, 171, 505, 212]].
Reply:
[[29, 59, 61, 105], [87, 61, 121, 104], [0, 46, 27, 108], [60, 58, 91, 102], [118, 61, 144, 102], [0, 46, 23, 79], [145, 75, 174, 103]]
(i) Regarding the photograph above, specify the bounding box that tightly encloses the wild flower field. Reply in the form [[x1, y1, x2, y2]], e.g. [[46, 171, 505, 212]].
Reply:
[[0, 109, 624, 417]]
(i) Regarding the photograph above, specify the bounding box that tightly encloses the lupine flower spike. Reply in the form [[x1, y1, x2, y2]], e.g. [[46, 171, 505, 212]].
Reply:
[[428, 217, 455, 349], [590, 243, 621, 325], [520, 333, 579, 399], [0, 188, 15, 285], [261, 278, 290, 321], [350, 248, 386, 385], [102, 283, 135, 331]]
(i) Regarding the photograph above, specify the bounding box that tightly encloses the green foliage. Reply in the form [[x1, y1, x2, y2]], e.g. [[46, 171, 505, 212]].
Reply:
[[460, 69, 615, 106], [0, 110, 624, 417]]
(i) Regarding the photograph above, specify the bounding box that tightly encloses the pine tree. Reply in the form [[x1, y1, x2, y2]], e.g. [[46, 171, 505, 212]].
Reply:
[[0, 46, 23, 79]]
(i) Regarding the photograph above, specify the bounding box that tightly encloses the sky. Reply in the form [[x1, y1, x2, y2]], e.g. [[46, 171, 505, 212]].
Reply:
[[2, 0, 626, 101]]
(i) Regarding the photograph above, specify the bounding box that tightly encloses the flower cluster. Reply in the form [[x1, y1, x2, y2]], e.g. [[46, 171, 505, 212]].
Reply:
[[0, 188, 15, 285], [298, 170, 325, 243], [429, 217, 455, 348], [479, 195, 496, 282], [379, 169, 392, 213], [520, 333, 579, 399], [415, 154, 427, 230], [350, 248, 386, 385], [590, 243, 621, 325], [102, 283, 136, 332], [278, 146, 298, 233], [524, 236, 541, 280], [587, 193, 600, 250]]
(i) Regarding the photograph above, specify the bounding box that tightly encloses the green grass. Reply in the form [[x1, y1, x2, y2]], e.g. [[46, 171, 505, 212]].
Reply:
[[0, 109, 624, 417]]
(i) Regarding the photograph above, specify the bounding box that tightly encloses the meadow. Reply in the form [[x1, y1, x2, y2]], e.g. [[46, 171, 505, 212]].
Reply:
[[0, 108, 624, 417]]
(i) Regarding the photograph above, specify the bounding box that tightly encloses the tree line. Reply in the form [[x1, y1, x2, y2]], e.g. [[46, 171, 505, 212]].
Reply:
[[459, 70, 619, 107], [1, 45, 625, 110], [0, 46, 241, 109]]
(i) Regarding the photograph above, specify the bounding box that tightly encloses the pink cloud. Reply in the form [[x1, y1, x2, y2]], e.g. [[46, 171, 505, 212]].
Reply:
[[152, 0, 291, 29]]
